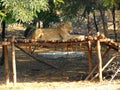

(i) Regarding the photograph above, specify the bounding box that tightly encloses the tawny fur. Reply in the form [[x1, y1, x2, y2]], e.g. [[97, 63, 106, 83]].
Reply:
[[28, 22, 85, 41]]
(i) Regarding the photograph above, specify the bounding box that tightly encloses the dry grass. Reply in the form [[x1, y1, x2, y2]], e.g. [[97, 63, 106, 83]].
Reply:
[[0, 80, 120, 90]]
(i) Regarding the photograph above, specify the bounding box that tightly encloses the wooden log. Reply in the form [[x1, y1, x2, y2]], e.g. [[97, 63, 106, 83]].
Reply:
[[11, 36, 17, 86], [4, 45, 9, 85], [87, 41, 92, 73], [15, 44, 58, 69], [97, 34, 103, 82]]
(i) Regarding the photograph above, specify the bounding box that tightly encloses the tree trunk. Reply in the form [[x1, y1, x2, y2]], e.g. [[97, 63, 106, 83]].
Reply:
[[112, 5, 117, 41], [93, 11, 99, 32], [87, 13, 91, 35], [0, 20, 6, 65], [99, 9, 108, 37]]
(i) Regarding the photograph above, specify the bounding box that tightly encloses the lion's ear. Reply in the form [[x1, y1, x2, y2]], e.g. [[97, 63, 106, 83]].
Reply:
[[56, 23, 65, 29], [60, 22, 66, 28], [60, 23, 65, 26], [67, 22, 72, 26]]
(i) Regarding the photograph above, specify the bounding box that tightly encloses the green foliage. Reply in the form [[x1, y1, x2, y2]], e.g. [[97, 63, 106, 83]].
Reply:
[[103, 0, 120, 9], [0, 10, 5, 17], [38, 11, 60, 27], [4, 11, 16, 24], [60, 0, 82, 19], [54, 0, 64, 8], [82, 1, 96, 17], [1, 0, 49, 22], [59, 0, 96, 20], [32, 0, 62, 28], [54, 0, 64, 4], [0, 10, 5, 21]]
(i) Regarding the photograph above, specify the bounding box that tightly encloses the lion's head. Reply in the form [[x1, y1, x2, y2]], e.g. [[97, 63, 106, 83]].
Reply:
[[57, 22, 73, 33]]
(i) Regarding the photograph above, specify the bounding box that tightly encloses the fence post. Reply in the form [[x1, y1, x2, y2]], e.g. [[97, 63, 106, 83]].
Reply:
[[87, 41, 92, 73], [11, 36, 17, 86], [4, 39, 9, 85], [97, 32, 103, 82]]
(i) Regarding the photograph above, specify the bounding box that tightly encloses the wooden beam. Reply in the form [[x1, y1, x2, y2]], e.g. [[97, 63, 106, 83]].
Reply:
[[97, 32, 103, 82], [0, 42, 10, 46], [11, 36, 17, 86], [15, 44, 58, 69], [4, 45, 9, 85], [85, 64, 97, 80], [102, 47, 111, 58], [87, 41, 92, 73]]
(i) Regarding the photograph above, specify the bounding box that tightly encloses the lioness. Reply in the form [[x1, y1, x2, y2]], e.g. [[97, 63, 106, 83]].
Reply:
[[25, 22, 85, 41], [27, 22, 73, 41]]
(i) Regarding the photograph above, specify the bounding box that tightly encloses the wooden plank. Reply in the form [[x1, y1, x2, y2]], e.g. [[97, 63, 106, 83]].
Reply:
[[11, 36, 17, 86], [4, 45, 9, 85]]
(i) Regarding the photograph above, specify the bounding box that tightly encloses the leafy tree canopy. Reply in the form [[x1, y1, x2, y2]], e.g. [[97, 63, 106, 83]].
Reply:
[[1, 0, 49, 22]]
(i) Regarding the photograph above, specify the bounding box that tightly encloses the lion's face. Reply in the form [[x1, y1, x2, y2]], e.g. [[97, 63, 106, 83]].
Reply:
[[57, 22, 73, 33]]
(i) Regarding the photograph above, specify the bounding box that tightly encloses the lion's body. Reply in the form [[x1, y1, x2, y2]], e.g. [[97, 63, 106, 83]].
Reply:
[[27, 22, 73, 41], [26, 22, 85, 41], [28, 29, 43, 40], [39, 29, 62, 41]]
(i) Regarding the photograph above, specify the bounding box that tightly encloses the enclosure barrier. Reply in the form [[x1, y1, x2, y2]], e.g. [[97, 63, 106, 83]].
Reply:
[[1, 32, 120, 85]]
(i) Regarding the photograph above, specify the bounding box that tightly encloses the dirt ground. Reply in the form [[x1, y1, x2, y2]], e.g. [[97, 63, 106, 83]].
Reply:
[[0, 44, 120, 90], [0, 29, 120, 90]]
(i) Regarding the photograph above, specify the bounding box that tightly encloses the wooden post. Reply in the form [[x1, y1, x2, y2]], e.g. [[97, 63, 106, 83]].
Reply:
[[97, 32, 103, 82], [85, 47, 111, 80], [87, 41, 92, 73], [4, 44, 9, 85], [91, 53, 118, 81], [11, 36, 17, 86]]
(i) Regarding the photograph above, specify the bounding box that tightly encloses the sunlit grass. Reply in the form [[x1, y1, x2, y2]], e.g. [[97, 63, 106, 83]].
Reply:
[[0, 80, 120, 90]]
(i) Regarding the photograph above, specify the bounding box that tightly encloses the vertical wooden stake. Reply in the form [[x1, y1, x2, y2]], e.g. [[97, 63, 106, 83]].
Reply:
[[97, 38, 103, 82], [4, 45, 9, 85], [12, 36, 17, 86], [87, 41, 92, 73]]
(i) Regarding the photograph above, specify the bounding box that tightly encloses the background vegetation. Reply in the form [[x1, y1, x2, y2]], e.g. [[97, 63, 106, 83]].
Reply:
[[0, 0, 119, 51]]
